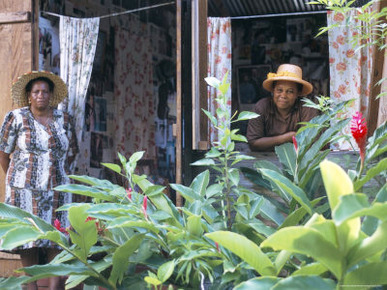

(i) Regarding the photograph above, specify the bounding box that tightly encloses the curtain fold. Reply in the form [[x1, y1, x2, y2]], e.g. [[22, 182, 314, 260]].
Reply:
[[114, 16, 155, 160], [59, 16, 100, 147], [207, 17, 232, 145], [327, 8, 374, 150]]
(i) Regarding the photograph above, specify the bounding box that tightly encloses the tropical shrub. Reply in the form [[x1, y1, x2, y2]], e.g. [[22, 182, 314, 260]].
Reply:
[[0, 73, 385, 289]]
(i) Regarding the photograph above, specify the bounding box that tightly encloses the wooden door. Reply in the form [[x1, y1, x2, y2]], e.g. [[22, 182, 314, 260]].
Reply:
[[0, 0, 37, 277], [0, 0, 37, 203]]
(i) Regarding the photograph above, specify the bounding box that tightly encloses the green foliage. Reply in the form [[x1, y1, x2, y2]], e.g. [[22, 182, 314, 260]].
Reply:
[[0, 74, 386, 289], [208, 160, 387, 288]]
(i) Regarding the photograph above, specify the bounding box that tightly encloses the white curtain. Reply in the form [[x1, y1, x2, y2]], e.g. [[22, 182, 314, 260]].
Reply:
[[59, 16, 100, 145], [207, 17, 232, 145], [327, 8, 374, 150]]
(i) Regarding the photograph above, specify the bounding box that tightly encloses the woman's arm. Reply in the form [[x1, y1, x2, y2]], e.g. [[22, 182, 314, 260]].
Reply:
[[248, 131, 296, 151], [0, 151, 10, 173]]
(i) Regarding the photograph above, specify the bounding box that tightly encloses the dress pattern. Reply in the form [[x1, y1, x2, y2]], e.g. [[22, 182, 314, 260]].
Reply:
[[0, 107, 78, 249]]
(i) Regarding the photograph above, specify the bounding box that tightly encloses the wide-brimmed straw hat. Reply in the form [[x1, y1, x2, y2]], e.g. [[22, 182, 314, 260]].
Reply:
[[11, 71, 68, 107], [262, 64, 313, 96]]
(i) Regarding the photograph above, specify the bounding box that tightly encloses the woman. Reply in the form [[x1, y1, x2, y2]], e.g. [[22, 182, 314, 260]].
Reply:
[[0, 71, 78, 289], [246, 64, 318, 151]]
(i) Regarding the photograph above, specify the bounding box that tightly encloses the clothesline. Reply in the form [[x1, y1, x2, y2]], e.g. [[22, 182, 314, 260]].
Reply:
[[42, 1, 175, 19]]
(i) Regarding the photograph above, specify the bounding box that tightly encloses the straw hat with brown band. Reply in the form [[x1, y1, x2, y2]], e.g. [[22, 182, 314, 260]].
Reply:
[[262, 64, 313, 96], [11, 71, 68, 107]]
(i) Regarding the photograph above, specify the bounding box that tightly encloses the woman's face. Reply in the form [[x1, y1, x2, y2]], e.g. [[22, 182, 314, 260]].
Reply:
[[272, 80, 300, 113], [28, 81, 52, 110]]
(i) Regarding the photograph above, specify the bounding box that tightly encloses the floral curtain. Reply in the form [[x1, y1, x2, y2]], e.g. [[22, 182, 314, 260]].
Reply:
[[207, 17, 232, 145], [59, 16, 100, 150], [114, 15, 155, 160], [327, 8, 374, 150]]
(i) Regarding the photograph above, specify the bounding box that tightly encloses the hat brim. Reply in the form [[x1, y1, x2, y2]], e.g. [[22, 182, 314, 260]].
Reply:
[[262, 76, 313, 96], [11, 71, 68, 107]]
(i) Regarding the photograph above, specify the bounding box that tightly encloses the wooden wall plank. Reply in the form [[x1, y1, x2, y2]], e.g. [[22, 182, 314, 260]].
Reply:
[[0, 0, 34, 202], [0, 12, 31, 24]]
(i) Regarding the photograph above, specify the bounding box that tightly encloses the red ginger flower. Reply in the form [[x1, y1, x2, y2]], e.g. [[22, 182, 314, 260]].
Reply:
[[85, 216, 105, 234], [126, 188, 132, 201], [292, 136, 298, 152], [54, 219, 68, 234], [142, 196, 148, 220], [350, 111, 367, 168]]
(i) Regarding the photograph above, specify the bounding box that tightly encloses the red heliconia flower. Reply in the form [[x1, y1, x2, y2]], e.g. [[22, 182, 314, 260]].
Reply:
[[142, 196, 148, 220], [350, 111, 367, 164], [215, 242, 220, 253], [126, 188, 132, 201], [292, 135, 298, 152], [54, 218, 68, 234]]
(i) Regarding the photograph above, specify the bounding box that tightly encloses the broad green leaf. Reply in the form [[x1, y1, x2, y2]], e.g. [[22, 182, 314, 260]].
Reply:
[[275, 143, 297, 176], [144, 276, 162, 286], [334, 195, 387, 224], [228, 168, 240, 186], [261, 226, 343, 278], [333, 194, 369, 225], [148, 193, 183, 228], [362, 184, 387, 234], [66, 259, 111, 289], [100, 163, 122, 174], [205, 147, 221, 158], [292, 262, 329, 276], [68, 175, 118, 191], [54, 184, 117, 202], [191, 170, 210, 197], [240, 166, 272, 190], [206, 231, 276, 276], [186, 215, 204, 237], [343, 261, 387, 285], [320, 159, 354, 211], [273, 275, 336, 290], [1, 226, 42, 250], [299, 119, 349, 175], [279, 197, 324, 229], [259, 197, 285, 226], [320, 160, 360, 253], [309, 220, 338, 247], [143, 185, 166, 197], [206, 183, 223, 198], [218, 81, 230, 96], [0, 203, 55, 233], [0, 276, 31, 289], [234, 277, 280, 290], [157, 260, 175, 283], [170, 184, 200, 203], [68, 205, 98, 261], [354, 158, 387, 191], [366, 120, 387, 159], [109, 234, 144, 285], [236, 111, 259, 121], [108, 219, 160, 234], [20, 264, 95, 280], [249, 196, 264, 218], [190, 158, 216, 166], [231, 133, 247, 142], [259, 169, 313, 214], [348, 220, 387, 267], [202, 109, 217, 126], [129, 151, 145, 163]]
